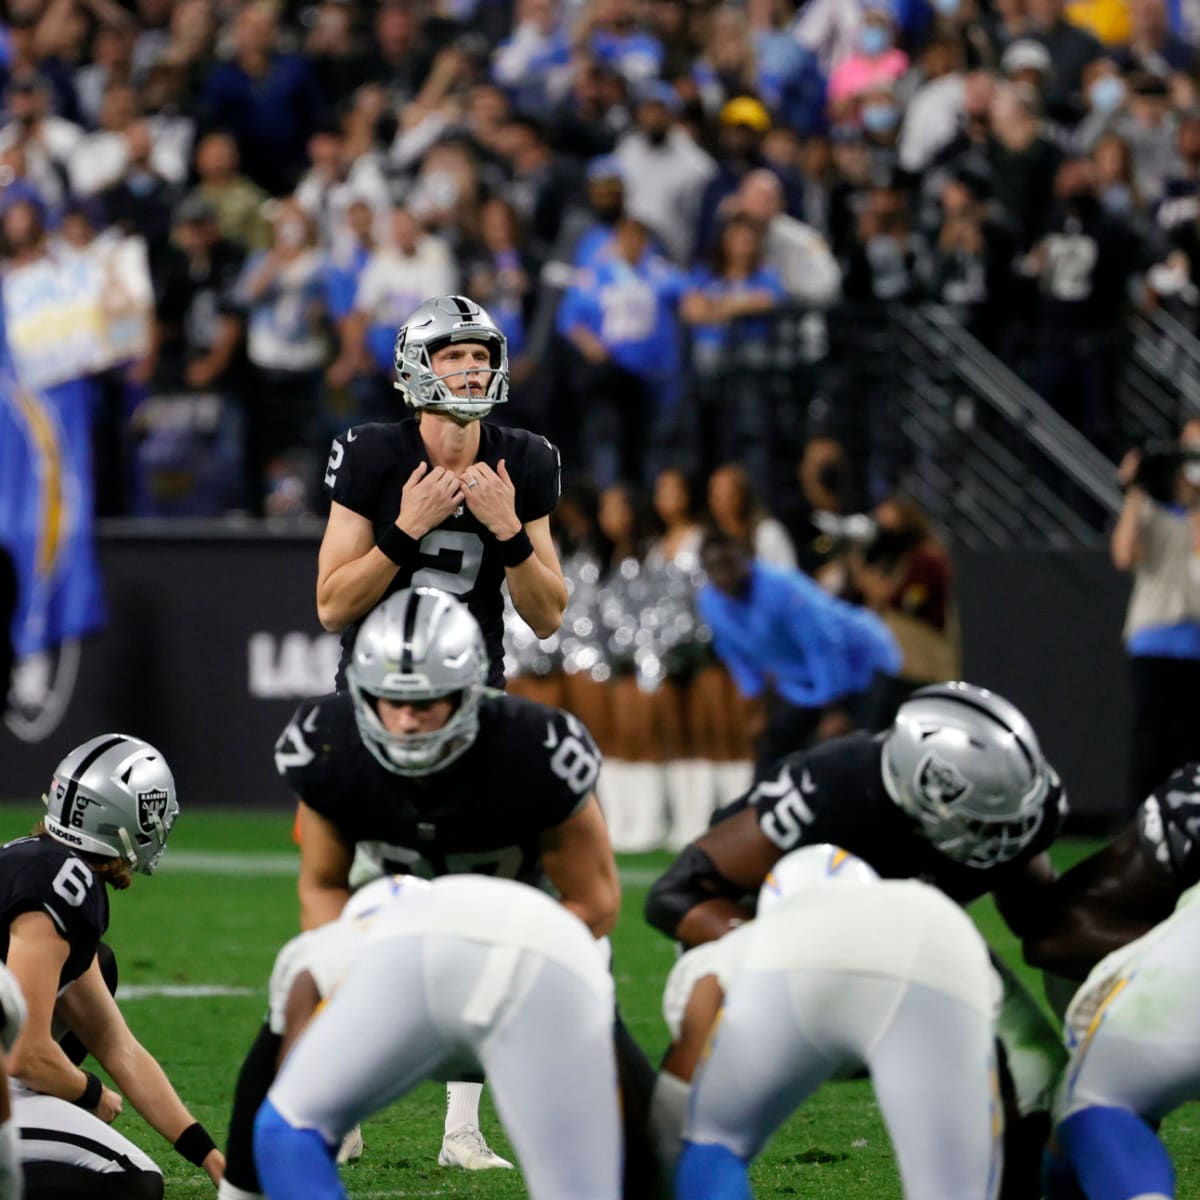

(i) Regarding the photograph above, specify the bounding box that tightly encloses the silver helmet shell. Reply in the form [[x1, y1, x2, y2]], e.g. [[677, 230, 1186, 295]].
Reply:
[[44, 734, 179, 874], [881, 682, 1054, 869], [757, 844, 880, 912], [347, 588, 488, 776], [393, 295, 509, 421]]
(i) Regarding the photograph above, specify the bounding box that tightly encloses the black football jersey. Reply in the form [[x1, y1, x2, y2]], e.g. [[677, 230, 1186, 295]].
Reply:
[[322, 419, 561, 689], [276, 690, 599, 887], [0, 835, 109, 988], [720, 732, 1065, 905]]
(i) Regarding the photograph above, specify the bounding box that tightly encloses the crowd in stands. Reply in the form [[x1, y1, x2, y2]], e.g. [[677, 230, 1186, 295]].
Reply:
[[1, 0, 1199, 519]]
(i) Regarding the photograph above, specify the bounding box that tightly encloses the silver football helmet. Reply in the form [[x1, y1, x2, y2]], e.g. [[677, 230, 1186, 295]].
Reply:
[[881, 682, 1055, 869], [757, 844, 880, 912], [393, 295, 509, 421], [43, 734, 179, 875], [347, 588, 488, 776]]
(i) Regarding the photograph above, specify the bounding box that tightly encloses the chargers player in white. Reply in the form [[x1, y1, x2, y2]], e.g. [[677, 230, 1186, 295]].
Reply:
[[1045, 880, 1200, 1200], [658, 844, 1004, 1200], [252, 874, 621, 1200]]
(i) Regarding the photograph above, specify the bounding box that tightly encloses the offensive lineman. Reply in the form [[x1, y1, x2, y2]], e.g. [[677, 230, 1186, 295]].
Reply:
[[662, 846, 1003, 1200], [217, 587, 636, 1197], [1, 734, 223, 1198], [315, 293, 567, 690], [253, 874, 620, 1200], [644, 682, 1066, 1197]]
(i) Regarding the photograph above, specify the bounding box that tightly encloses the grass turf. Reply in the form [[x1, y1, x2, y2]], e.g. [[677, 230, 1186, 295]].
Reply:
[[0, 805, 1195, 1197]]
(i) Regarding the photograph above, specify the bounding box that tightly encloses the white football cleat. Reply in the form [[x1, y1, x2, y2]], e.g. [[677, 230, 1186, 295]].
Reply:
[[336, 1124, 364, 1164], [437, 1126, 513, 1170]]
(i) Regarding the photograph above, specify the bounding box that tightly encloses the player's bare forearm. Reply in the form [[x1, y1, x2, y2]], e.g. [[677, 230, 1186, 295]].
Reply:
[[544, 797, 620, 935], [676, 899, 752, 950], [102, 1039, 195, 1142], [1024, 909, 1160, 980], [506, 552, 567, 638], [316, 548, 399, 632], [7, 1035, 95, 1103]]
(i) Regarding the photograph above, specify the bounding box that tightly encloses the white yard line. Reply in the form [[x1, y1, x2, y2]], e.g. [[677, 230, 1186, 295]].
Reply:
[[161, 850, 664, 887], [116, 984, 258, 1000]]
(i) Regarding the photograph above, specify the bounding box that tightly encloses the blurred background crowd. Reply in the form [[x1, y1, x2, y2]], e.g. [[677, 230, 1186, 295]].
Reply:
[[2, 0, 1199, 520]]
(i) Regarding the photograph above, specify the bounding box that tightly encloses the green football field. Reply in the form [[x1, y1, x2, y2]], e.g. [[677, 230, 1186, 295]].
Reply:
[[0, 805, 1196, 1198]]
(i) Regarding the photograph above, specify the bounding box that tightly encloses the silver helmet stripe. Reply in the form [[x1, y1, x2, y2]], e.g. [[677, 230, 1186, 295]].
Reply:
[[921, 688, 1039, 775], [398, 590, 422, 675]]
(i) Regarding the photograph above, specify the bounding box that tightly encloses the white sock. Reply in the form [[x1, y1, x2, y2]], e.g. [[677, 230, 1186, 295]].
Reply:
[[664, 759, 717, 851], [217, 1182, 263, 1200], [445, 1081, 483, 1135], [596, 760, 632, 851], [714, 761, 754, 806], [622, 762, 667, 852]]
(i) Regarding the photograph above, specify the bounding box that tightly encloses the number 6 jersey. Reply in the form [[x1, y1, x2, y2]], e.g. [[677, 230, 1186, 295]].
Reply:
[[322, 419, 561, 689], [0, 836, 108, 988], [276, 691, 601, 888]]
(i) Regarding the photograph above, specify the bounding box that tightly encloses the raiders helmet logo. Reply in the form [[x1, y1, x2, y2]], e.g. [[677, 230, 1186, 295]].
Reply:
[[915, 753, 970, 810], [137, 788, 170, 833]]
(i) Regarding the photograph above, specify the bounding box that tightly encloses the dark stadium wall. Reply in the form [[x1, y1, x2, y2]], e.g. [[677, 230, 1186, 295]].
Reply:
[[0, 536, 1133, 830]]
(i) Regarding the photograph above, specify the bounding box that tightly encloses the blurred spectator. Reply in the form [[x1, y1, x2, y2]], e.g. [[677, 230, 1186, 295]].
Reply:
[[592, 480, 666, 851], [707, 461, 796, 568], [405, 137, 483, 246], [152, 196, 245, 394], [0, 10, 81, 126], [922, 164, 1017, 342], [568, 155, 628, 267], [1123, 71, 1182, 203], [296, 120, 390, 251], [1112, 420, 1200, 810], [681, 213, 785, 372], [1157, 108, 1200, 229], [1025, 0, 1103, 122], [0, 70, 82, 212], [139, 60, 197, 188], [305, 0, 373, 111], [1092, 132, 1144, 221], [645, 0, 699, 80], [1021, 156, 1147, 450], [200, 0, 326, 195], [1065, 0, 1132, 45], [697, 526, 901, 773], [979, 81, 1063, 247], [234, 197, 330, 514], [0, 544, 15, 715], [827, 5, 909, 123], [897, 36, 968, 174], [329, 206, 457, 391], [547, 54, 629, 160], [1114, 0, 1196, 77], [556, 215, 685, 486], [793, 0, 868, 76], [843, 185, 925, 304], [850, 493, 960, 722], [362, 0, 433, 107], [73, 19, 136, 129], [72, 81, 185, 196], [322, 198, 377, 329], [144, 0, 219, 95], [782, 435, 862, 586], [693, 95, 803, 258], [466, 196, 535, 361], [581, 0, 665, 87], [692, 6, 758, 117], [496, 115, 577, 261], [491, 0, 571, 117], [615, 81, 715, 263], [1073, 57, 1133, 153], [731, 169, 841, 306], [98, 119, 177, 264], [746, 0, 826, 138], [186, 131, 271, 253]]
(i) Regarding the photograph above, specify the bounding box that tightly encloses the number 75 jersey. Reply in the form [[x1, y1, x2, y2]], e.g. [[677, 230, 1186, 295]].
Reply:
[[276, 691, 601, 886], [322, 418, 561, 690]]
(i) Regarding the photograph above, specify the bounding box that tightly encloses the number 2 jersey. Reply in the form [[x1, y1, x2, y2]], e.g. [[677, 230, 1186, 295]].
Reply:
[[0, 835, 108, 988], [276, 690, 600, 887], [323, 419, 561, 689], [726, 732, 1066, 905]]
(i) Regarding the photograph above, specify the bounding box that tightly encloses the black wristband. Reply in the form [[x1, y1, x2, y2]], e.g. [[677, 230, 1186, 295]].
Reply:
[[498, 527, 533, 568], [73, 1071, 103, 1110], [378, 524, 419, 567], [174, 1122, 217, 1167]]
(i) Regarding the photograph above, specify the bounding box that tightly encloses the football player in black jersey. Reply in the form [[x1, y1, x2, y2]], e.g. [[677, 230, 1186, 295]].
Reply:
[[1, 733, 223, 1199], [645, 681, 1067, 1200], [1023, 762, 1200, 980], [315, 294, 567, 691], [217, 587, 627, 1196]]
